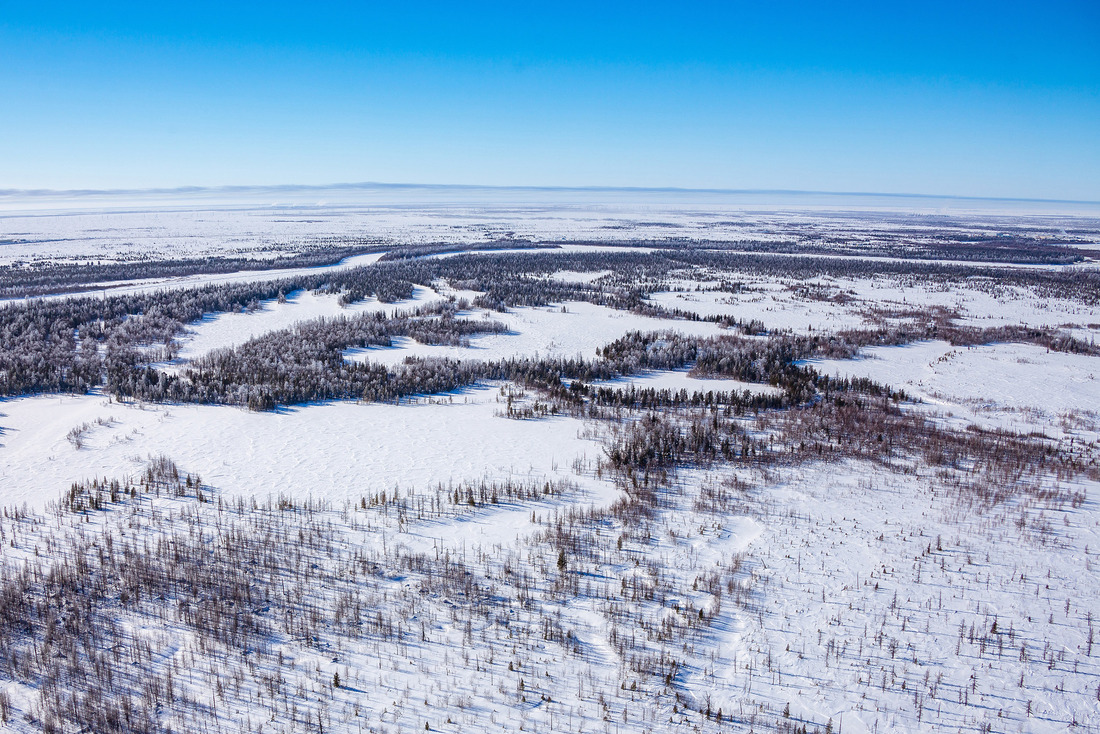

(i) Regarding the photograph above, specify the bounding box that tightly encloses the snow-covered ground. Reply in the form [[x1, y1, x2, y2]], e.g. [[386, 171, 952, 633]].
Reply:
[[807, 341, 1100, 438], [0, 386, 605, 513], [4, 185, 1097, 267], [2, 201, 1099, 733], [648, 284, 873, 333], [590, 367, 783, 396], [345, 300, 727, 367], [1, 251, 389, 305], [170, 284, 446, 365], [699, 458, 1100, 733], [649, 275, 1100, 336]]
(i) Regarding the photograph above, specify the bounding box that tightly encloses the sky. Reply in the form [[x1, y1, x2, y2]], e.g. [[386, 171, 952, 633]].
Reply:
[[1, 2, 1098, 200]]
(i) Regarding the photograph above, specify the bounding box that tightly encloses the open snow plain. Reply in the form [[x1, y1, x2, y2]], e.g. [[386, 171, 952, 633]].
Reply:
[[0, 194, 1098, 733]]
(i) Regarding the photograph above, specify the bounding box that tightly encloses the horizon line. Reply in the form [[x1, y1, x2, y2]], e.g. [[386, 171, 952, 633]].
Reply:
[[1, 181, 1099, 207]]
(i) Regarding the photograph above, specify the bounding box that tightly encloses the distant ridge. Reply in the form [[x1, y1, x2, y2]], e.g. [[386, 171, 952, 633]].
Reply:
[[1, 182, 1098, 207]]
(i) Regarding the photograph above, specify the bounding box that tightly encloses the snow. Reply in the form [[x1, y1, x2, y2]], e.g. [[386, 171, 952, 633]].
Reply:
[[697, 459, 1100, 733], [806, 341, 1100, 437], [590, 367, 782, 396], [6, 185, 1097, 269], [0, 386, 605, 513], [2, 200, 1100, 733], [650, 273, 1100, 337], [836, 277, 1098, 329], [345, 300, 729, 367], [1, 251, 388, 305], [169, 284, 447, 365], [550, 269, 613, 284], [648, 285, 872, 333]]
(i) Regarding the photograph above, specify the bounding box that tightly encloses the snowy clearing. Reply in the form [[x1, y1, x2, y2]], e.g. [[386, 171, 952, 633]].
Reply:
[[345, 300, 728, 367], [806, 340, 1100, 438], [0, 386, 605, 513]]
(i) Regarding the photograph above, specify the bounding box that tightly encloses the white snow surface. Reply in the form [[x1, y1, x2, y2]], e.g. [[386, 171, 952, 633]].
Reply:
[[2, 201, 1100, 733], [170, 285, 446, 365], [697, 459, 1100, 733], [0, 386, 604, 513], [4, 186, 1098, 268], [345, 300, 728, 367], [589, 368, 782, 396], [807, 340, 1100, 437]]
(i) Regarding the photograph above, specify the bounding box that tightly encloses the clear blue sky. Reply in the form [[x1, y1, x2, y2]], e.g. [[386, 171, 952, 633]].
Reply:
[[2, 2, 1098, 199]]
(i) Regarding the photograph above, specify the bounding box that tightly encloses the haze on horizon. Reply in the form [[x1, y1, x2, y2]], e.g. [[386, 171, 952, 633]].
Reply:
[[2, 1, 1098, 201]]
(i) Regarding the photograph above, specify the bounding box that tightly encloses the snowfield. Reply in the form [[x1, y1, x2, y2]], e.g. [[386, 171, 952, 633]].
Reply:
[[590, 368, 783, 397], [703, 459, 1100, 733], [806, 341, 1100, 438], [1, 251, 389, 305], [345, 300, 727, 367], [171, 284, 447, 366], [1, 196, 1098, 734], [0, 387, 605, 513]]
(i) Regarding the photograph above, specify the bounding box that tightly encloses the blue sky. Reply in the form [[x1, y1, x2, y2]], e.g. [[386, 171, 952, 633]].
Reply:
[[2, 2, 1098, 199]]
